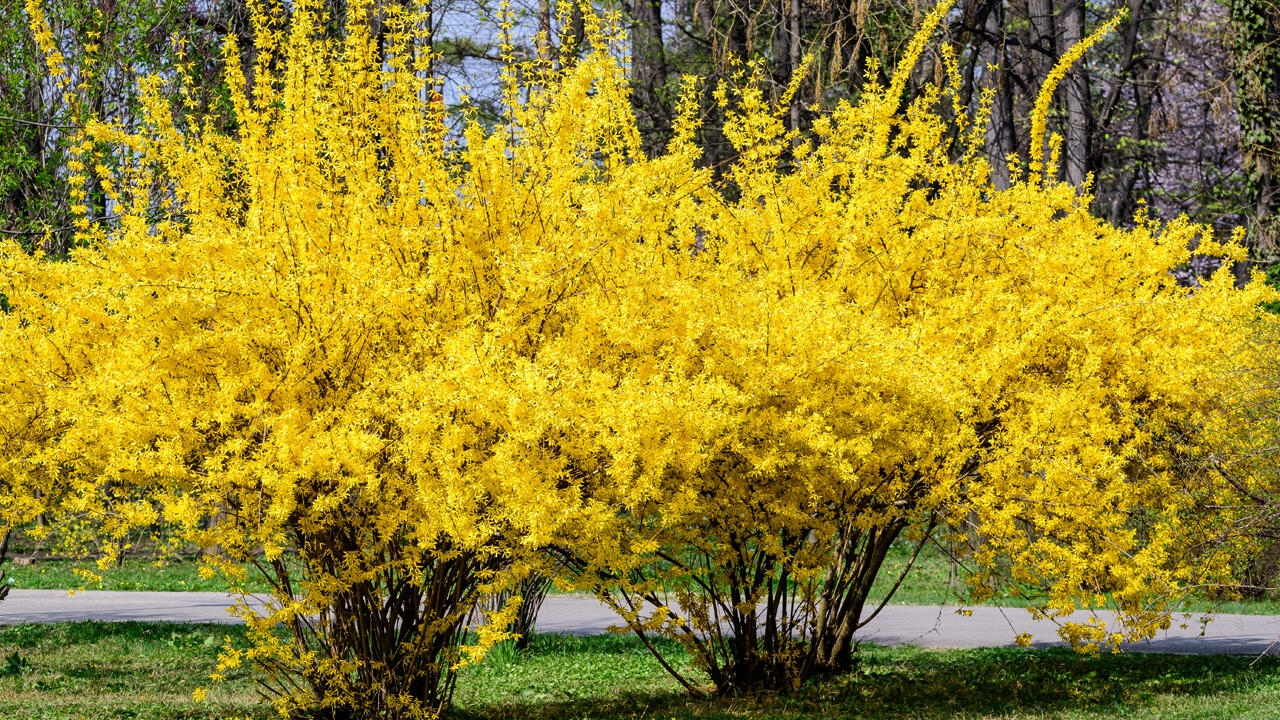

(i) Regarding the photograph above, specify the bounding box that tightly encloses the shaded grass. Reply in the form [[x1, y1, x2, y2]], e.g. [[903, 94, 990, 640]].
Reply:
[[2, 623, 1280, 719], [455, 635, 1280, 720]]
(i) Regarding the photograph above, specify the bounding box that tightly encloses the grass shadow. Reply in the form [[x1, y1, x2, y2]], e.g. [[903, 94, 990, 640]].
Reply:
[[453, 637, 1280, 719], [827, 645, 1280, 718]]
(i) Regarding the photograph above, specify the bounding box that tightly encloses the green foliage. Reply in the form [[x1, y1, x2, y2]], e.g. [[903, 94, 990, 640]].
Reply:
[[1262, 268, 1280, 314]]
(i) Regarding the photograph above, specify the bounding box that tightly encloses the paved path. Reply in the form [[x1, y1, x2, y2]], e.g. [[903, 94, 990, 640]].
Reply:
[[2, 589, 1279, 655]]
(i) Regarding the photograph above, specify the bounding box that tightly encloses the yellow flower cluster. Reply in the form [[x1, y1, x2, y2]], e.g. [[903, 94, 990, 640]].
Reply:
[[24, 0, 66, 86]]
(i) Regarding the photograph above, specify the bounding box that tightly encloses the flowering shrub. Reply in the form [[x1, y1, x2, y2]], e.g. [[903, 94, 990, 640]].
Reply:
[[4, 3, 664, 716], [0, 0, 1271, 714], [554, 1, 1273, 694]]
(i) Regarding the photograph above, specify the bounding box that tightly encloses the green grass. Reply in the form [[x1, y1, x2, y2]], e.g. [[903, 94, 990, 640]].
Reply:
[[0, 622, 263, 719], [3, 623, 1280, 719], [454, 633, 694, 712], [6, 555, 282, 594], [866, 540, 987, 607], [2, 556, 262, 593]]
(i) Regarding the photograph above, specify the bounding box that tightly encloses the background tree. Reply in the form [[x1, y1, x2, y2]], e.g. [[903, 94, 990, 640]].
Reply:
[[3, 0, 250, 254], [1230, 0, 1280, 262], [581, 0, 1262, 252], [6, 0, 1274, 246]]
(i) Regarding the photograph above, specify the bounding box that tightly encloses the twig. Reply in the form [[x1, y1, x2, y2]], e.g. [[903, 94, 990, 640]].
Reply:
[[0, 114, 82, 130]]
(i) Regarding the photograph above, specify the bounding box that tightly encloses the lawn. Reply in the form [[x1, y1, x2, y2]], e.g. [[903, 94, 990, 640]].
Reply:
[[1, 622, 1279, 720], [0, 622, 261, 720], [3, 556, 264, 593]]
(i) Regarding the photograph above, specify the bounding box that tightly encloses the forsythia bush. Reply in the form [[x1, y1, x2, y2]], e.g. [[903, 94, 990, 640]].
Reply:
[[0, 0, 1271, 714], [5, 3, 669, 716], [554, 4, 1273, 694]]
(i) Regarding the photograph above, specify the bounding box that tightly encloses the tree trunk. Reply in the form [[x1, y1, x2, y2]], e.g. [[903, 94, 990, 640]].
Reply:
[[1027, 0, 1057, 76], [1059, 0, 1092, 187], [1027, 0, 1057, 172], [981, 0, 1017, 188], [631, 0, 669, 155], [566, 0, 586, 59], [789, 0, 802, 132], [1099, 0, 1150, 224], [0, 529, 10, 603], [811, 520, 906, 674], [538, 0, 554, 61]]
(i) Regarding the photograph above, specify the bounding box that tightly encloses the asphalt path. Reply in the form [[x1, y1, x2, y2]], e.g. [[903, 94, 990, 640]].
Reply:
[[2, 589, 1279, 655]]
